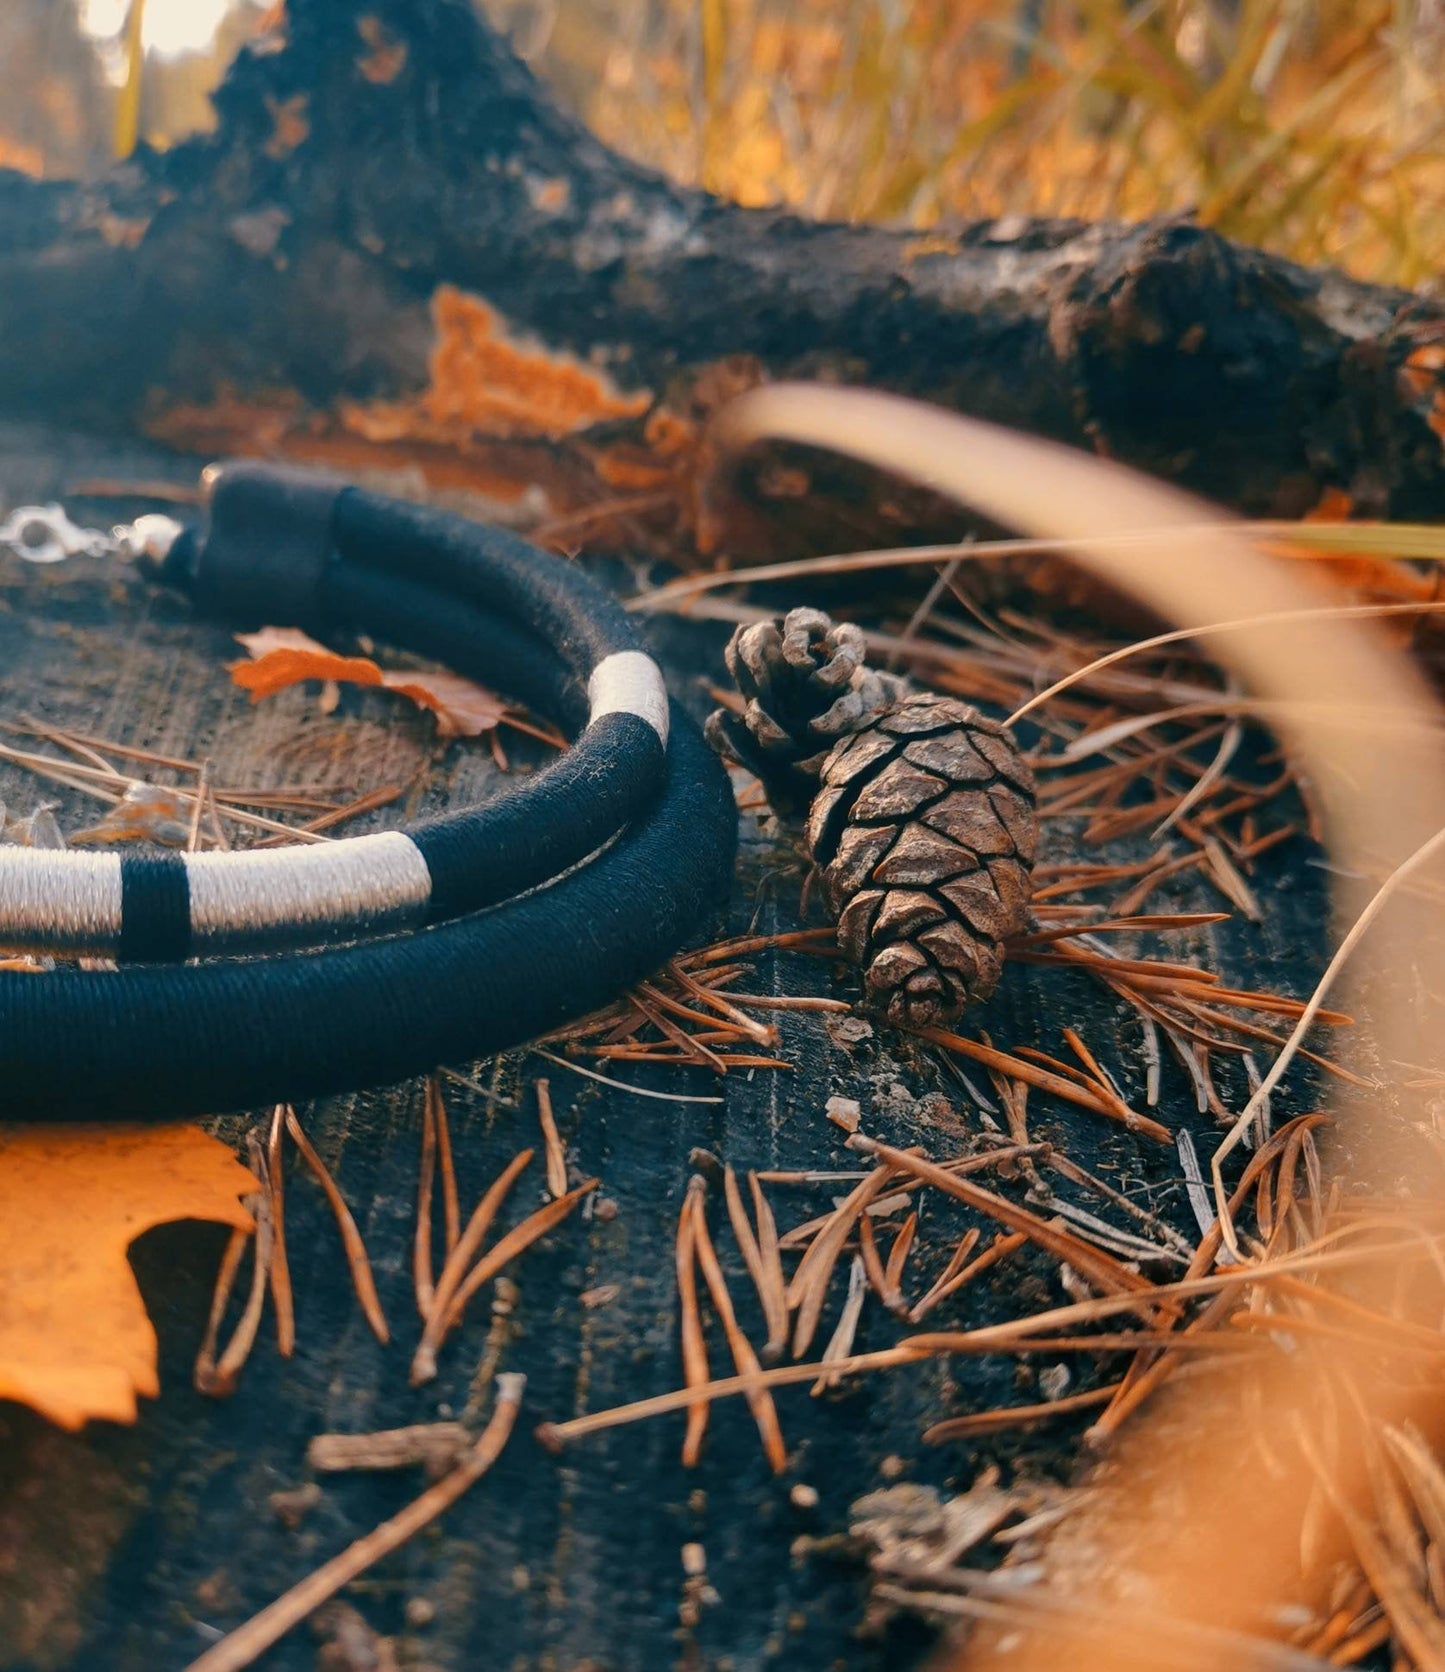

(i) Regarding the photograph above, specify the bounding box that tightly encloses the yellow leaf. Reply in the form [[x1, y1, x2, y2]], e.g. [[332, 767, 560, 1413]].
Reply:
[[0, 1125, 256, 1430]]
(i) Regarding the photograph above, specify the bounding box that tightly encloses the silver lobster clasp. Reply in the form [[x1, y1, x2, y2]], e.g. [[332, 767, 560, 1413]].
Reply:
[[0, 503, 113, 564]]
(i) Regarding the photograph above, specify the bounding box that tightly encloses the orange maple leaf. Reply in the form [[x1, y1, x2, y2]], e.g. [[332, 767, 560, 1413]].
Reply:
[[228, 627, 509, 738], [0, 1125, 256, 1430]]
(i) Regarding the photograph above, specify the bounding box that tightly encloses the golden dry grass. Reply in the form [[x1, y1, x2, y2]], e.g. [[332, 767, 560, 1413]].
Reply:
[[488, 0, 1445, 285]]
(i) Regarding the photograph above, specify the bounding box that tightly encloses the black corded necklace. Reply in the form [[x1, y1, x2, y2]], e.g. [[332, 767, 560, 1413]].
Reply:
[[0, 461, 736, 1121]]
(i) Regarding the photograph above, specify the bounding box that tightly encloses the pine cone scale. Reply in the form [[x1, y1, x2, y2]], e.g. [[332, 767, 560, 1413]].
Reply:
[[872, 826, 981, 886]]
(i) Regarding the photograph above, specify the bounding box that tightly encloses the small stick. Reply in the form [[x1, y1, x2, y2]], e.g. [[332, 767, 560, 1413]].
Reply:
[[266, 1105, 295, 1358], [285, 1109, 389, 1344], [414, 1079, 439, 1315], [677, 1178, 710, 1465], [689, 1191, 788, 1471], [307, 1422, 471, 1474], [184, 1376, 524, 1672], [534, 1079, 568, 1199], [410, 1149, 535, 1385], [722, 1167, 790, 1363]]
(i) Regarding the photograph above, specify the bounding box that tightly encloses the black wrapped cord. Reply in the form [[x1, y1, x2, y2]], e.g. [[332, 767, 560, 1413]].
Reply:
[[24, 463, 679, 963], [0, 468, 739, 1118], [0, 693, 734, 1120]]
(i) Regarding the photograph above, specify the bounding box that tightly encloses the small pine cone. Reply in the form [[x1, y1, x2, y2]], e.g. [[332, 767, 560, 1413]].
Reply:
[[806, 696, 1037, 1029], [706, 608, 909, 815]]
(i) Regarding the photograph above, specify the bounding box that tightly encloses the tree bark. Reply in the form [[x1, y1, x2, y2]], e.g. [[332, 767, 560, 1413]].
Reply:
[[3, 0, 1445, 528]]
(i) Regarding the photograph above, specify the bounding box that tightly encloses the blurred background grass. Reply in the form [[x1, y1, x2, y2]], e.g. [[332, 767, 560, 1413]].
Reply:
[[3, 0, 1444, 286]]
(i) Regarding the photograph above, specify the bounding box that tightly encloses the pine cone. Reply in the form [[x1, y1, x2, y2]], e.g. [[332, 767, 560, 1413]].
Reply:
[[806, 696, 1037, 1028], [706, 608, 909, 814]]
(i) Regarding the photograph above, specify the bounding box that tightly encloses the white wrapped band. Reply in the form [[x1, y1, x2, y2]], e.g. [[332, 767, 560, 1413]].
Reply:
[[185, 831, 432, 947], [587, 651, 669, 745], [0, 848, 122, 954]]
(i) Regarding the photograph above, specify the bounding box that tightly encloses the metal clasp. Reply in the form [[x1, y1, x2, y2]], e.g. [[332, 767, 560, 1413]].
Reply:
[[0, 504, 113, 565]]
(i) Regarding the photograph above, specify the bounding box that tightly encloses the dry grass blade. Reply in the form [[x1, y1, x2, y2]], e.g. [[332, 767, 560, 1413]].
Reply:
[[689, 1188, 788, 1472], [722, 1167, 789, 1363], [1383, 1426, 1445, 1554], [1214, 820, 1445, 1254], [1301, 1433, 1445, 1672], [285, 1108, 389, 1345], [1008, 602, 1445, 728], [432, 1076, 461, 1256], [857, 1211, 897, 1315], [438, 1178, 598, 1331], [183, 1375, 525, 1672], [409, 1149, 539, 1385]]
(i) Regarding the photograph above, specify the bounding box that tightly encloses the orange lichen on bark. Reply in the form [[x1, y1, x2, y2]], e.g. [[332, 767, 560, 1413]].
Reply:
[[356, 16, 408, 84], [340, 284, 652, 444]]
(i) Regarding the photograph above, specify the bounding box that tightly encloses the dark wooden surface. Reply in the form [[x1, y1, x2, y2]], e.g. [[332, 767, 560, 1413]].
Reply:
[[0, 422, 1331, 1672]]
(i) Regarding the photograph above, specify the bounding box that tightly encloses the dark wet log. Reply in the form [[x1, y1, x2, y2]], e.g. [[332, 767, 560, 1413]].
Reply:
[[2, 0, 1445, 527]]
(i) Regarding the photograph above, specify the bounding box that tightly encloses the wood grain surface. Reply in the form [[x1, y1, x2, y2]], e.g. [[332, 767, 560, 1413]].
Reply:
[[0, 422, 1330, 1672]]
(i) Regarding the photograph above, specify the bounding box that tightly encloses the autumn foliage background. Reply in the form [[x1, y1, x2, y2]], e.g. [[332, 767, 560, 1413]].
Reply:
[[5, 0, 1445, 289]]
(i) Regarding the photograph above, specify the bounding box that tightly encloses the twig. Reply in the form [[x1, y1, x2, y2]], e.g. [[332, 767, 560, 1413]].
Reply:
[[306, 1423, 471, 1475]]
